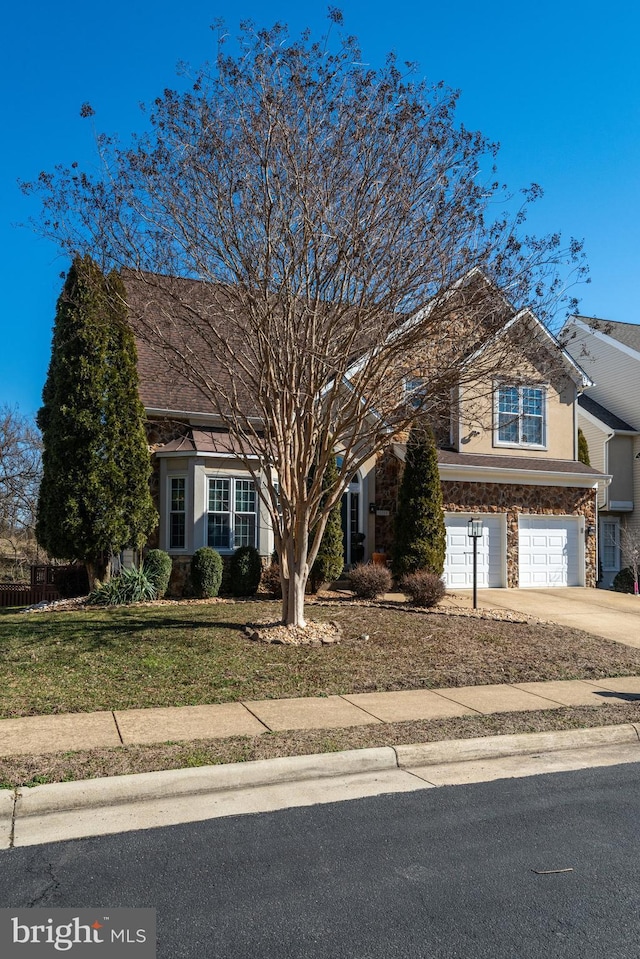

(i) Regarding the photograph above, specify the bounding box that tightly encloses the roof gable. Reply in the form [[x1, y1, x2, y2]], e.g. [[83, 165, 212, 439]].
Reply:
[[573, 315, 640, 353]]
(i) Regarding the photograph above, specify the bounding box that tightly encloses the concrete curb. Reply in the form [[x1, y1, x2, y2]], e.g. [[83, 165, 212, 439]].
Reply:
[[10, 724, 640, 820], [6, 724, 640, 847], [14, 747, 398, 818], [394, 723, 640, 768]]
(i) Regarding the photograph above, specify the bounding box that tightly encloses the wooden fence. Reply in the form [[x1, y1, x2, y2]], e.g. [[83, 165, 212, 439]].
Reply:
[[0, 582, 60, 608], [0, 565, 84, 608]]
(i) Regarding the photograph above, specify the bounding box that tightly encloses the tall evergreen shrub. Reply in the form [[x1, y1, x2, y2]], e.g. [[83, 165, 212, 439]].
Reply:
[[310, 455, 344, 592], [391, 424, 446, 579], [578, 427, 591, 466], [36, 256, 157, 587]]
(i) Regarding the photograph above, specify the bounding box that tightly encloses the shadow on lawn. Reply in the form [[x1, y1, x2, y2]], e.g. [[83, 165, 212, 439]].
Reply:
[[0, 612, 250, 652]]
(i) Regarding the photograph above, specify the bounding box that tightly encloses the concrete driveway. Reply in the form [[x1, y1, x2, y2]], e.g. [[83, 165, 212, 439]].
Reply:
[[456, 588, 640, 649]]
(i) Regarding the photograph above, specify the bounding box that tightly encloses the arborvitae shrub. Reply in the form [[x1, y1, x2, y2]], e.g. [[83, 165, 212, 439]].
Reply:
[[143, 549, 173, 599], [36, 256, 157, 587], [401, 571, 446, 607], [191, 547, 223, 598], [578, 428, 591, 466], [310, 456, 344, 593], [349, 563, 392, 599], [229, 545, 262, 596], [392, 424, 446, 580]]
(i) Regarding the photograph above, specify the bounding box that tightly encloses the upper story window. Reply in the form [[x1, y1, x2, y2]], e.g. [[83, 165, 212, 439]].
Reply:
[[496, 385, 546, 448], [169, 476, 187, 550], [404, 376, 427, 410], [207, 477, 257, 551]]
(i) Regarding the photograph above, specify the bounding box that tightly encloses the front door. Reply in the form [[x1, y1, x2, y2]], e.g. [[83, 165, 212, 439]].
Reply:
[[341, 473, 363, 565]]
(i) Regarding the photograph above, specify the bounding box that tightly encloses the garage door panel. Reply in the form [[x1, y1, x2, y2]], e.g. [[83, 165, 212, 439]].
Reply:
[[444, 515, 505, 589], [518, 516, 581, 588]]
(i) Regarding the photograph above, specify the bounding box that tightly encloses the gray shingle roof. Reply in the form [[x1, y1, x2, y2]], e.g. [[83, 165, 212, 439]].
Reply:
[[578, 394, 637, 432], [392, 444, 605, 477], [573, 315, 640, 354], [435, 449, 604, 475]]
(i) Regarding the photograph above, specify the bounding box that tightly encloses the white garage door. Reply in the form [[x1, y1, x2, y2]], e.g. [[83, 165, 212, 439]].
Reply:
[[444, 514, 505, 589], [518, 516, 582, 587]]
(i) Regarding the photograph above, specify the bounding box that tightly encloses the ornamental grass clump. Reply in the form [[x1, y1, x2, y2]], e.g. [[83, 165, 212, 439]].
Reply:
[[349, 563, 392, 600], [401, 570, 446, 608], [87, 565, 157, 605], [143, 549, 172, 598], [191, 547, 223, 598]]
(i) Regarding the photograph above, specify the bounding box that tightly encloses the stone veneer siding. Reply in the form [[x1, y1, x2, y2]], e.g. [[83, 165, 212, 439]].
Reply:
[[374, 446, 597, 587], [374, 448, 403, 554], [441, 481, 597, 588]]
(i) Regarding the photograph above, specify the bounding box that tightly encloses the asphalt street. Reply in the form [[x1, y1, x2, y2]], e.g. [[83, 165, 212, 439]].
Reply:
[[2, 762, 640, 958]]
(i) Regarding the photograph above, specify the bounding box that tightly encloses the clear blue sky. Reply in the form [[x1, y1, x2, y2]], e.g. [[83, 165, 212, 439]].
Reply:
[[3, 0, 639, 417]]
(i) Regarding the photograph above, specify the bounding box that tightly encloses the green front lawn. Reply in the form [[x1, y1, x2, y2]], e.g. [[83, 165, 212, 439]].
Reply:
[[2, 599, 640, 719]]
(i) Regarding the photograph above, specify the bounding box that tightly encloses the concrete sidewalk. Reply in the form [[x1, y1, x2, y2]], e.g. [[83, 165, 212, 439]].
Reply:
[[3, 675, 640, 758]]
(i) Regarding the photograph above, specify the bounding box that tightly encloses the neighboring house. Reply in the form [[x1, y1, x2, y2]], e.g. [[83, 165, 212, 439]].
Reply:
[[562, 316, 640, 587], [130, 273, 605, 592]]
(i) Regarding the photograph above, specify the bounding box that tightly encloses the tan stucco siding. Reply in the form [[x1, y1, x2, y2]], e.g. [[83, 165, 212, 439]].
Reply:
[[457, 365, 576, 460]]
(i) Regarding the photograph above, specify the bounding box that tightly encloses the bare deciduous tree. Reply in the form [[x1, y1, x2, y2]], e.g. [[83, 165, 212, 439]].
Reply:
[[620, 524, 640, 594], [23, 16, 587, 625], [0, 407, 42, 579]]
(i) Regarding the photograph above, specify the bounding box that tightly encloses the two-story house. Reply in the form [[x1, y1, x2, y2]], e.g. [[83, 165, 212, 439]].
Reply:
[[562, 316, 640, 587], [130, 273, 605, 592]]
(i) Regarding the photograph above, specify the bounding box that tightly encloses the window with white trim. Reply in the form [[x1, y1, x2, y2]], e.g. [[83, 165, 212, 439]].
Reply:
[[169, 477, 186, 550], [404, 376, 427, 410], [496, 385, 546, 447], [601, 519, 620, 571], [207, 477, 257, 551]]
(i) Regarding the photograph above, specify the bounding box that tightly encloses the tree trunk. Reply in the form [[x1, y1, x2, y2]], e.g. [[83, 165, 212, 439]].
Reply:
[[279, 535, 310, 628], [282, 565, 308, 627], [86, 553, 111, 591]]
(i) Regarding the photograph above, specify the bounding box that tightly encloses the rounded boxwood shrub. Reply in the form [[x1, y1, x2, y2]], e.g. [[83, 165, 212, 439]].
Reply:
[[143, 549, 172, 599], [613, 567, 637, 594], [401, 570, 446, 607], [228, 545, 263, 596], [349, 562, 392, 600], [191, 547, 223, 598]]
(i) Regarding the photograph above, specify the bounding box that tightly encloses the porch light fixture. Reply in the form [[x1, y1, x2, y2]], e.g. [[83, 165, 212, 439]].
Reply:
[[586, 524, 596, 537], [467, 518, 483, 610]]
